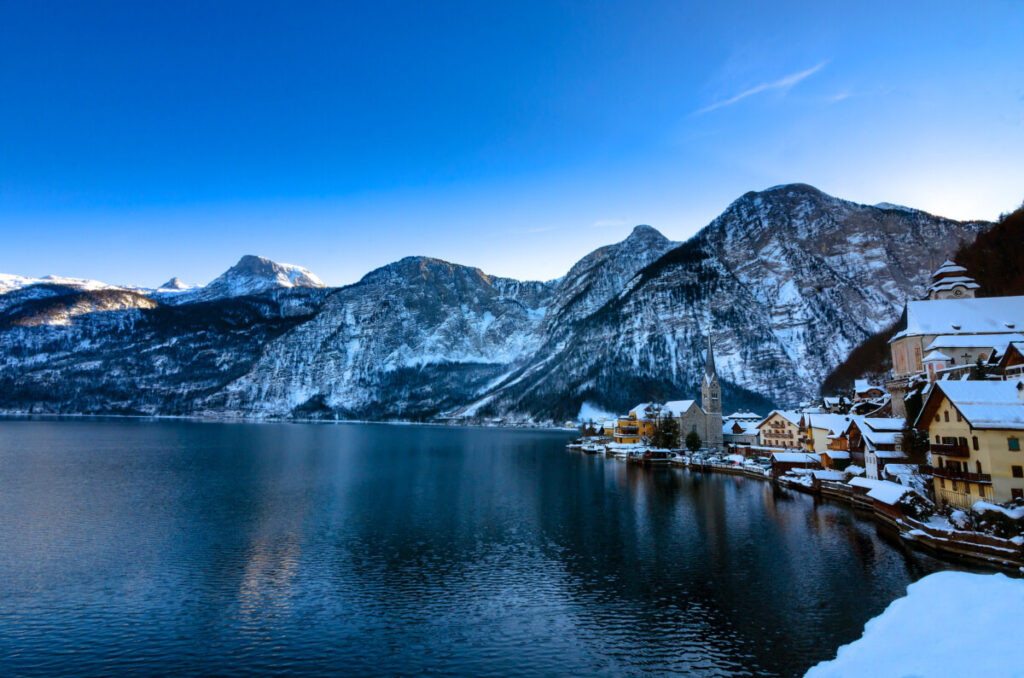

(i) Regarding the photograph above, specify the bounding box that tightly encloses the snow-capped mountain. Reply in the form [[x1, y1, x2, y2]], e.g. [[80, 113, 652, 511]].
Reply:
[[161, 255, 325, 304], [0, 184, 990, 420]]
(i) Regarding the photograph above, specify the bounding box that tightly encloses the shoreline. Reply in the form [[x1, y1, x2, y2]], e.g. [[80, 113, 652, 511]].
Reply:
[[676, 457, 1024, 573], [0, 411, 577, 432]]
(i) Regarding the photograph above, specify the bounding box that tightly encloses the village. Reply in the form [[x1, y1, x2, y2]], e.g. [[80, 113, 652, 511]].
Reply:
[[570, 261, 1024, 570]]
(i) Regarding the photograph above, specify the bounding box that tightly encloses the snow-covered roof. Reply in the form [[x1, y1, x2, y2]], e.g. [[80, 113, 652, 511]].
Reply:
[[849, 477, 887, 491], [883, 464, 918, 477], [892, 297, 1024, 341], [812, 470, 847, 481], [771, 452, 818, 463], [725, 410, 761, 420], [803, 413, 854, 435], [756, 409, 803, 428], [861, 417, 904, 432], [925, 333, 1024, 351], [854, 378, 880, 392], [866, 481, 912, 505], [931, 260, 968, 277], [928, 277, 980, 293], [925, 380, 1024, 430], [662, 399, 698, 417], [922, 350, 949, 363], [824, 450, 850, 459]]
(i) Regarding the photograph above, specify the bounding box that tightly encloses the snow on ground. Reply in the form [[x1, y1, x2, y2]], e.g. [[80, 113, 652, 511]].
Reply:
[[806, 571, 1024, 678]]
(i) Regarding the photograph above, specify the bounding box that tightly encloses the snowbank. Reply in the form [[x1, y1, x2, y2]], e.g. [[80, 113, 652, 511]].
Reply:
[[806, 571, 1024, 677]]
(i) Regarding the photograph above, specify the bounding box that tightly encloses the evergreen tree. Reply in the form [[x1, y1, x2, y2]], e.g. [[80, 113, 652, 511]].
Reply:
[[685, 430, 702, 452], [652, 414, 681, 449]]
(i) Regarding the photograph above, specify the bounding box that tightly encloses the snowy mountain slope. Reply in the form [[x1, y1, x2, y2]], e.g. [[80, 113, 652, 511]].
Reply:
[[0, 184, 992, 421], [464, 184, 989, 419], [205, 256, 556, 419]]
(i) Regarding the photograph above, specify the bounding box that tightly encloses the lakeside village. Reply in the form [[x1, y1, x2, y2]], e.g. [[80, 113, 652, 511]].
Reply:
[[570, 261, 1024, 571]]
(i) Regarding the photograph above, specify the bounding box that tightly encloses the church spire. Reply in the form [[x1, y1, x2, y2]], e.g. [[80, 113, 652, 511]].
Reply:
[[704, 331, 717, 380]]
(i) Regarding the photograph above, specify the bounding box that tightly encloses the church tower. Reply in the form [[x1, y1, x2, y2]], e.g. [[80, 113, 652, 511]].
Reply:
[[701, 333, 724, 449]]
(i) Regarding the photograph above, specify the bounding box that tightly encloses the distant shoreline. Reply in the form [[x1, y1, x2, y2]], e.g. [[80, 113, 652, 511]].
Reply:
[[0, 411, 577, 432]]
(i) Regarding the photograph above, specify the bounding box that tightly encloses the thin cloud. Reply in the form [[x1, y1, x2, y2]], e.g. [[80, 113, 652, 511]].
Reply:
[[591, 219, 628, 228], [695, 61, 828, 115]]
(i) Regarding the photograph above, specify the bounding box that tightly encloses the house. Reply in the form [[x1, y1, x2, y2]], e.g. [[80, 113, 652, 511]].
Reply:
[[614, 403, 660, 444], [854, 379, 884, 402], [601, 420, 617, 437], [914, 380, 1024, 509], [723, 420, 759, 448], [860, 417, 907, 480], [799, 413, 853, 453], [886, 263, 1024, 416], [756, 410, 803, 449], [770, 451, 821, 477]]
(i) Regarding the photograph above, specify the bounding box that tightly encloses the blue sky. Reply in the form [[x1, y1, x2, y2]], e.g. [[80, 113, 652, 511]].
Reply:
[[2, 1, 1022, 286]]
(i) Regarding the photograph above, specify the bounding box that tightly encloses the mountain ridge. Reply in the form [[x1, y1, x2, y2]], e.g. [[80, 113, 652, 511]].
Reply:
[[0, 184, 994, 422]]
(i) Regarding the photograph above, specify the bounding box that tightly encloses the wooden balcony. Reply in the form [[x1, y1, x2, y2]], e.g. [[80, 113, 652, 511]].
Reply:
[[932, 466, 991, 484], [929, 443, 969, 457]]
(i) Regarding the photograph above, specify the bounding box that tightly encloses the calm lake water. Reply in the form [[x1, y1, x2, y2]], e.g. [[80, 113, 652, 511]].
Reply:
[[0, 419, 963, 677]]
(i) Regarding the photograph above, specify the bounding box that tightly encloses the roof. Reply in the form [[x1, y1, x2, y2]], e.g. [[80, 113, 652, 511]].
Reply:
[[883, 464, 918, 477], [892, 296, 1024, 341], [916, 380, 1024, 430], [925, 333, 1024, 351], [756, 409, 803, 428], [812, 470, 848, 481], [803, 413, 854, 435], [866, 481, 912, 505], [931, 260, 968, 277], [923, 350, 949, 363], [854, 379, 881, 392], [861, 417, 905, 432], [771, 452, 819, 463], [824, 450, 850, 459], [662, 400, 699, 417], [725, 411, 761, 421], [704, 334, 717, 379]]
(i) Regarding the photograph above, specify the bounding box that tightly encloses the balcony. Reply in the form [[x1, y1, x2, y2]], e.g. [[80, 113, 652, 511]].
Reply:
[[929, 443, 969, 457], [932, 466, 992, 484], [617, 427, 639, 436]]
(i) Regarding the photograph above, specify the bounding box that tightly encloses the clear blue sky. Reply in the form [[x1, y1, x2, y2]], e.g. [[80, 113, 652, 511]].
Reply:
[[2, 1, 1022, 286]]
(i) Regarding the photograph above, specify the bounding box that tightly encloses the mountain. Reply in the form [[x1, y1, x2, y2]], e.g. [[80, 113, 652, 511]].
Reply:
[[0, 184, 992, 421], [821, 202, 1024, 394], [163, 255, 325, 304]]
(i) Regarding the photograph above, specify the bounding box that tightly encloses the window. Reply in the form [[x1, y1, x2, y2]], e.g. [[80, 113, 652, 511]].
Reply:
[[956, 411, 962, 422], [972, 436, 979, 450], [1010, 438, 1021, 452], [1011, 466, 1023, 478], [939, 478, 945, 488], [976, 461, 983, 474], [944, 411, 949, 422], [934, 414, 940, 423], [959, 437, 968, 448], [1013, 489, 1023, 501], [936, 435, 941, 444]]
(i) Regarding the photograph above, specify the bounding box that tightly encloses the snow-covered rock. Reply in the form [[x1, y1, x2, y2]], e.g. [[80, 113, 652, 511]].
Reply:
[[807, 571, 1024, 677]]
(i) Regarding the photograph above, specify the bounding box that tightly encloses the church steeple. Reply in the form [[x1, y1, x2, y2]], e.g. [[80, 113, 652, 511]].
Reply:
[[704, 333, 717, 380], [701, 329, 723, 448]]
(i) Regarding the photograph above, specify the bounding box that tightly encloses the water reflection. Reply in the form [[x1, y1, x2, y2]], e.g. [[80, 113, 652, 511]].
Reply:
[[0, 419, 977, 677]]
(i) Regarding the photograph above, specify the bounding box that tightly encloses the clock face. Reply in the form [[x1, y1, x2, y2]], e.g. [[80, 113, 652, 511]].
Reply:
[[954, 289, 962, 296]]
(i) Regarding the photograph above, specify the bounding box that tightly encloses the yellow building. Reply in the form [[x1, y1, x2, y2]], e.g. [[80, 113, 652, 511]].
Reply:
[[614, 403, 659, 444], [756, 410, 802, 449], [915, 380, 1024, 509]]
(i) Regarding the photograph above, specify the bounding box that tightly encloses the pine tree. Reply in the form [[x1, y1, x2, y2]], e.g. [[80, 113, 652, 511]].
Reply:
[[685, 430, 702, 452], [652, 414, 681, 449]]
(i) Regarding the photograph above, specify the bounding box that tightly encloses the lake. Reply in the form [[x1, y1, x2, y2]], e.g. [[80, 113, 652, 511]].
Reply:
[[0, 419, 963, 676]]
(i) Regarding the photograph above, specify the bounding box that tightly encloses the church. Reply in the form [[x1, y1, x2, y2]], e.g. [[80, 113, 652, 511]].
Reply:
[[613, 335, 724, 449]]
